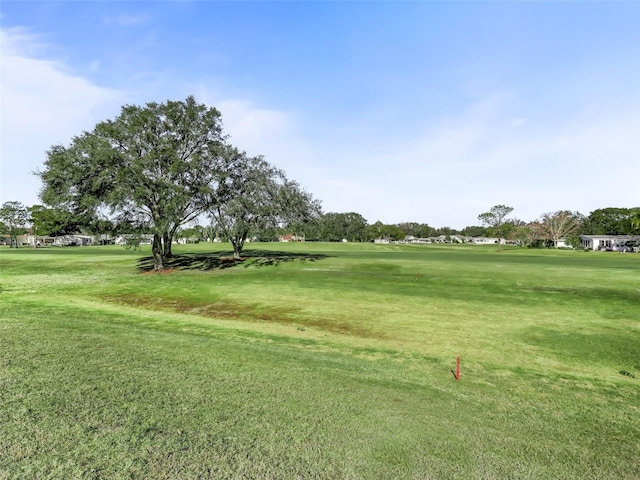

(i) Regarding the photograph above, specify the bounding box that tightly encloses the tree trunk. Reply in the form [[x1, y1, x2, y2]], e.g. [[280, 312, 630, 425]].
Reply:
[[163, 224, 180, 257], [231, 240, 242, 259], [152, 234, 165, 271], [163, 231, 172, 258], [231, 233, 247, 259]]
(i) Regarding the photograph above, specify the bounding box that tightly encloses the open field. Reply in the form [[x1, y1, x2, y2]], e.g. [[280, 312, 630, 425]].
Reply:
[[1, 242, 639, 479]]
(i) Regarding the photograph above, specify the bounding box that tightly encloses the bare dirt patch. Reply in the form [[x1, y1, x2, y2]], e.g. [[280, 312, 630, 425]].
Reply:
[[101, 293, 390, 339]]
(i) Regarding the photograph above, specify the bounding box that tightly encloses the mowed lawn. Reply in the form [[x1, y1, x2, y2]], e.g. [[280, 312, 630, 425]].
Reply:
[[0, 242, 638, 479]]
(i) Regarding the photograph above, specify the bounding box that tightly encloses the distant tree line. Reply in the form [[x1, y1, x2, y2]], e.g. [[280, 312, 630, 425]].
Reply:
[[281, 206, 639, 247], [3, 202, 639, 252]]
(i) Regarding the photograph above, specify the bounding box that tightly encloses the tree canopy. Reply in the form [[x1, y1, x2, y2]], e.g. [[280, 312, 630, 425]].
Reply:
[[39, 97, 231, 269], [478, 205, 514, 251], [539, 210, 584, 248], [0, 201, 30, 248], [313, 212, 369, 242], [29, 205, 81, 237], [208, 148, 321, 257], [584, 207, 640, 235]]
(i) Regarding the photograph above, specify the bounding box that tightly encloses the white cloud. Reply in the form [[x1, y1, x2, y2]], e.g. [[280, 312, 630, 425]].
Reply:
[[103, 14, 150, 27], [88, 60, 101, 72], [191, 84, 326, 190], [0, 28, 126, 204], [1, 26, 46, 57], [216, 99, 292, 154]]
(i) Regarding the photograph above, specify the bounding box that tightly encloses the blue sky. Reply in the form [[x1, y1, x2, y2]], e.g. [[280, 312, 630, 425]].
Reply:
[[1, 1, 639, 228]]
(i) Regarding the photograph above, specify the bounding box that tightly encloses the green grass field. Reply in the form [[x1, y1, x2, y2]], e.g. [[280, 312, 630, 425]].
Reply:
[[1, 242, 638, 479]]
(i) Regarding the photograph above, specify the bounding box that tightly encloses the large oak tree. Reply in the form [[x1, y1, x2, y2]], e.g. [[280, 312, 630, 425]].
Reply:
[[38, 96, 226, 270]]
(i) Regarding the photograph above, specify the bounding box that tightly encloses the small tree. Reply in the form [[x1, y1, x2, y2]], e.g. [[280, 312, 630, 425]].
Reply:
[[478, 205, 514, 251], [511, 221, 543, 248], [179, 225, 206, 242], [539, 210, 584, 248], [462, 225, 487, 237], [29, 205, 80, 237], [0, 202, 30, 248], [208, 150, 321, 258], [318, 212, 369, 242], [397, 222, 434, 239]]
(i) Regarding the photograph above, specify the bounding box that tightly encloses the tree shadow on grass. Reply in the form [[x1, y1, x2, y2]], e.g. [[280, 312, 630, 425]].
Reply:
[[137, 249, 330, 273]]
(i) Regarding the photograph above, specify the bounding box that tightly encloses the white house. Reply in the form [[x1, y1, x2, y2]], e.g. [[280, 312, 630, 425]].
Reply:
[[425, 235, 471, 244], [114, 234, 154, 245], [278, 234, 304, 242], [469, 237, 504, 245], [403, 236, 431, 244], [53, 234, 94, 246], [177, 237, 199, 244], [25, 234, 55, 247], [1, 234, 29, 246], [580, 235, 640, 251]]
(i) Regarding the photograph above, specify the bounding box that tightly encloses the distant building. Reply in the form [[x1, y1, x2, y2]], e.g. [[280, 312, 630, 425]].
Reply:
[[53, 235, 94, 246], [278, 234, 304, 242], [25, 234, 55, 246], [114, 234, 154, 245], [402, 236, 431, 244], [469, 237, 504, 245], [580, 235, 640, 251], [0, 234, 29, 246]]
